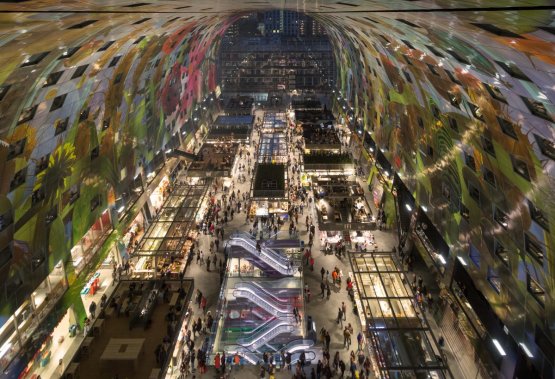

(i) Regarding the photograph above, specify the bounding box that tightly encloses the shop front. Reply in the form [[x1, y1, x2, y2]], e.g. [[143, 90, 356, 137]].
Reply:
[[0, 260, 68, 376], [70, 209, 112, 275]]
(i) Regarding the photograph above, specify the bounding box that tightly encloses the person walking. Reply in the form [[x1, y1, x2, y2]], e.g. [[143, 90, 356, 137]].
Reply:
[[343, 327, 351, 349], [341, 302, 347, 321], [320, 266, 325, 281], [357, 332, 364, 350], [337, 308, 343, 326], [326, 284, 331, 300]]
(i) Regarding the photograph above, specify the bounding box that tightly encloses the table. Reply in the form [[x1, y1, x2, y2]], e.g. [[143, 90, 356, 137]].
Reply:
[[169, 292, 179, 307], [100, 338, 145, 369]]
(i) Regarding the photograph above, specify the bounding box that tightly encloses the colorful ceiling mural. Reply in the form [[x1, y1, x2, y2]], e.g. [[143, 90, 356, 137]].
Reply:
[[0, 0, 553, 369]]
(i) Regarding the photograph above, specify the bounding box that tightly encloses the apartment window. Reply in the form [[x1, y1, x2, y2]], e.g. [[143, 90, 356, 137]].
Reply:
[[35, 153, 49, 173], [67, 20, 98, 29], [494, 207, 509, 229], [446, 49, 470, 64], [431, 104, 440, 118], [521, 97, 553, 122], [403, 71, 412, 83], [98, 40, 115, 52], [464, 153, 476, 171], [427, 64, 440, 76], [534, 134, 555, 160], [0, 211, 13, 232], [472, 23, 523, 38], [0, 84, 11, 101], [468, 103, 484, 121], [10, 167, 27, 191], [7, 139, 26, 163], [484, 83, 507, 103], [54, 117, 69, 136], [481, 136, 496, 157], [90, 146, 99, 160], [17, 105, 37, 125], [445, 70, 461, 85], [43, 71, 63, 87], [528, 200, 549, 231], [460, 202, 469, 221], [511, 156, 531, 181], [90, 195, 101, 211], [50, 93, 67, 112], [497, 116, 518, 139], [109, 56, 121, 68], [525, 233, 544, 264], [527, 273, 545, 307], [468, 183, 480, 204], [448, 117, 458, 132], [21, 51, 49, 67], [133, 18, 150, 25], [58, 46, 81, 59], [441, 181, 451, 201], [71, 64, 88, 79], [133, 36, 145, 44], [469, 244, 480, 268], [396, 18, 420, 28], [31, 188, 45, 205], [495, 61, 530, 81], [417, 117, 423, 128], [79, 107, 90, 121], [426, 45, 445, 58], [114, 73, 123, 84], [102, 119, 110, 130], [494, 239, 509, 267], [483, 167, 496, 187], [487, 267, 501, 294]]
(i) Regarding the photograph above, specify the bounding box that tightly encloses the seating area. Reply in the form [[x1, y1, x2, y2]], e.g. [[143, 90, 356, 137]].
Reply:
[[63, 279, 193, 379]]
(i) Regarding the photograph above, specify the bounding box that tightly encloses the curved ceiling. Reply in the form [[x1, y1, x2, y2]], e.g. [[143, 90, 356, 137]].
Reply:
[[0, 0, 553, 358]]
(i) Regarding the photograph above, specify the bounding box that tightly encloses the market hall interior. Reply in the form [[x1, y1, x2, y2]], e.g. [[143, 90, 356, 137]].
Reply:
[[0, 1, 554, 379]]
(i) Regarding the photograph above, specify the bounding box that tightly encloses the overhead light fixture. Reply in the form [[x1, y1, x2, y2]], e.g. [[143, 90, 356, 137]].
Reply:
[[117, 206, 125, 213], [457, 256, 467, 266], [519, 343, 533, 358], [421, 205, 428, 212], [492, 339, 507, 356], [438, 255, 447, 265], [405, 204, 412, 212]]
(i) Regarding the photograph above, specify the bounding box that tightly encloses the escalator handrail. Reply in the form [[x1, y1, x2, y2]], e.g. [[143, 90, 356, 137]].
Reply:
[[231, 232, 290, 261], [235, 281, 290, 304], [237, 319, 295, 348], [231, 232, 291, 264], [233, 287, 291, 315], [228, 237, 292, 273]]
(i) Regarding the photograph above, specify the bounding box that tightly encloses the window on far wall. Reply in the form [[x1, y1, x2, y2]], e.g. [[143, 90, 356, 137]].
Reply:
[[494, 239, 509, 267], [469, 243, 480, 268], [494, 207, 509, 229], [528, 199, 549, 231], [527, 273, 545, 307], [487, 267, 501, 294]]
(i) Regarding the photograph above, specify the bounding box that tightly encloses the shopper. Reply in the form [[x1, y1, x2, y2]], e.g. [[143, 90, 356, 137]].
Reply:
[[89, 301, 97, 318], [341, 302, 347, 321]]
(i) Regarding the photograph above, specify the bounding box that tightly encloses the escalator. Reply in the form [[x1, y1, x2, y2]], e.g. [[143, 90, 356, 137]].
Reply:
[[227, 232, 293, 276], [235, 281, 292, 306], [236, 317, 295, 351], [233, 286, 291, 318]]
